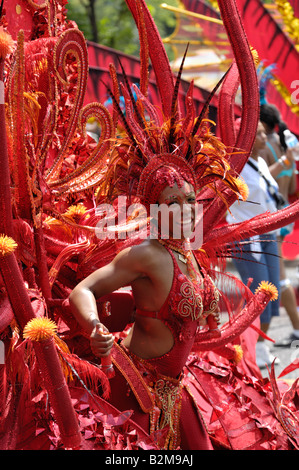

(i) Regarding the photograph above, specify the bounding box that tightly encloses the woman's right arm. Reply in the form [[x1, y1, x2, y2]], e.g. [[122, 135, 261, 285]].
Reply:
[[69, 246, 147, 357]]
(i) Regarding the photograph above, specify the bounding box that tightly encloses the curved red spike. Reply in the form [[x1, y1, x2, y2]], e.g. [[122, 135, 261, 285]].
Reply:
[[125, 0, 175, 119], [213, 199, 299, 244], [218, 0, 259, 161], [218, 61, 239, 148], [200, 0, 260, 238]]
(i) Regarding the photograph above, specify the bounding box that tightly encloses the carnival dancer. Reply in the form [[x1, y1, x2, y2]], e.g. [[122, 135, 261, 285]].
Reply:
[[69, 0, 297, 447], [70, 161, 224, 450], [1, 0, 299, 451], [69, 116, 296, 449]]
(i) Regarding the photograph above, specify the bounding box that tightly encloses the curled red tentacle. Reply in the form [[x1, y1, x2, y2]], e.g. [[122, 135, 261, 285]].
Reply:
[[46, 29, 89, 183], [202, 0, 260, 238], [49, 102, 114, 193], [218, 61, 239, 148], [125, 0, 175, 119]]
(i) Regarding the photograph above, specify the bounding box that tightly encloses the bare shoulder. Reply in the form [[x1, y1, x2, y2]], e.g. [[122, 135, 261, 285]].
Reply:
[[114, 239, 169, 273]]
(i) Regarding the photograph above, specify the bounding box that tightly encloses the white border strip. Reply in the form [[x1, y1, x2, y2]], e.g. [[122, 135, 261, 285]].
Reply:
[[0, 81, 4, 104]]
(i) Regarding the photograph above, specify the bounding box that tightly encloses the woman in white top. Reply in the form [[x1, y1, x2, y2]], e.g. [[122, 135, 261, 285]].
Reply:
[[227, 121, 280, 368]]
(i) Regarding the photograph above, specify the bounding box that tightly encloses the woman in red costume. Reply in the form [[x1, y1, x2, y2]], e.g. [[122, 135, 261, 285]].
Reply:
[[70, 163, 223, 450], [69, 113, 297, 450], [1, 0, 299, 451], [68, 0, 299, 451]]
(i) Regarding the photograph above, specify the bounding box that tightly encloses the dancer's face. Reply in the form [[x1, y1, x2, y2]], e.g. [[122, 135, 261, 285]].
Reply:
[[157, 181, 196, 240]]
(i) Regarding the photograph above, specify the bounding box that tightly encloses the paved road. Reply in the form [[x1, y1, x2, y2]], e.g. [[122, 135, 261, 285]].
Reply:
[[263, 307, 299, 380], [226, 259, 299, 381]]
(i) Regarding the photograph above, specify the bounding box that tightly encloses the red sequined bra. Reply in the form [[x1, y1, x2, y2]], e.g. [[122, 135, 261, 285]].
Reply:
[[135, 247, 220, 377]]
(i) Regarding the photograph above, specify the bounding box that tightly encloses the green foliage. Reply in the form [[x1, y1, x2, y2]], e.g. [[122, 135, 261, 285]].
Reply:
[[66, 0, 180, 57]]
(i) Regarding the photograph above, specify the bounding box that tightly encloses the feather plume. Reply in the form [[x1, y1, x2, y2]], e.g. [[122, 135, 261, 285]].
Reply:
[[191, 66, 232, 139], [117, 57, 145, 131], [56, 349, 111, 400], [168, 44, 189, 149], [101, 79, 145, 163]]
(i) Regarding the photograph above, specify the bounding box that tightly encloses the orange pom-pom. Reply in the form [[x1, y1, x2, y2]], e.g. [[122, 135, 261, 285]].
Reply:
[[23, 317, 58, 342], [0, 27, 14, 60], [0, 235, 18, 257], [255, 281, 279, 301], [63, 204, 87, 222]]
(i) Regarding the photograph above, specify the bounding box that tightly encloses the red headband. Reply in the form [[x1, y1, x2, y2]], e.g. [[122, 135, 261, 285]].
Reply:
[[137, 154, 197, 208]]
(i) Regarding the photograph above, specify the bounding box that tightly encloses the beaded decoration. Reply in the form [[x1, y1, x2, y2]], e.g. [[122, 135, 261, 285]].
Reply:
[[159, 238, 198, 280], [137, 154, 197, 209], [149, 376, 183, 450]]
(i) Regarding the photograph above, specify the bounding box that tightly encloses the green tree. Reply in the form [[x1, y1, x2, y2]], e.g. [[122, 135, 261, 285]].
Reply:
[[66, 0, 179, 57]]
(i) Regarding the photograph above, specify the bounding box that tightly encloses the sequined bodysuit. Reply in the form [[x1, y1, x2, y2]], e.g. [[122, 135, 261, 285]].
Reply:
[[134, 247, 220, 378], [110, 246, 219, 450]]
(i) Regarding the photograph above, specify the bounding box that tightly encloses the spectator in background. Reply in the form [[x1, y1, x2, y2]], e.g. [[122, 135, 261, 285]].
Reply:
[[227, 121, 281, 368], [260, 103, 299, 347]]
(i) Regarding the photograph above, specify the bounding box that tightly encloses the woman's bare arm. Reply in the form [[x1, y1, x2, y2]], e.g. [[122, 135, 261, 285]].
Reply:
[[69, 245, 149, 356]]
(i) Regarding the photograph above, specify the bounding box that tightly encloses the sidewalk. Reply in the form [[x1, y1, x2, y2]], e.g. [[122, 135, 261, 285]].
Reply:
[[264, 307, 299, 380]]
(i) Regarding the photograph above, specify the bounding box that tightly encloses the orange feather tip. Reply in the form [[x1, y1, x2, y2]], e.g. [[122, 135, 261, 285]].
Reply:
[[63, 204, 88, 221], [250, 47, 260, 65], [0, 27, 14, 60], [0, 234, 18, 257], [23, 317, 58, 342], [255, 281, 279, 301], [236, 177, 249, 201], [233, 344, 243, 363]]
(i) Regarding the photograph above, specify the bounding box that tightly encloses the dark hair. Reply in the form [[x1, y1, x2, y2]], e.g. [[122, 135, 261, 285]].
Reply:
[[260, 103, 281, 130], [277, 121, 288, 151]]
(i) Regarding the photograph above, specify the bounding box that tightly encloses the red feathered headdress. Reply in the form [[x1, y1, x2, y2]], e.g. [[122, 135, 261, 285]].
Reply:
[[99, 51, 248, 212]]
